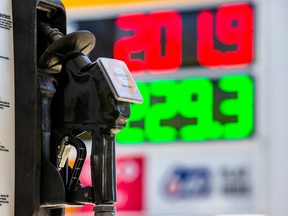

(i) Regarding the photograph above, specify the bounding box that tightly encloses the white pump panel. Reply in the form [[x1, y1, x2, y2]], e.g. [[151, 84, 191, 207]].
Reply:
[[0, 0, 14, 215]]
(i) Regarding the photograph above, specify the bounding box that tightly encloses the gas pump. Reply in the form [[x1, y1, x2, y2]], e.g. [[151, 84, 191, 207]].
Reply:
[[36, 0, 142, 215]]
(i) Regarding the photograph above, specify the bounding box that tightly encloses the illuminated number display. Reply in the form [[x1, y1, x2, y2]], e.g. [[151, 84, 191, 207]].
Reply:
[[76, 3, 254, 74], [116, 75, 254, 143]]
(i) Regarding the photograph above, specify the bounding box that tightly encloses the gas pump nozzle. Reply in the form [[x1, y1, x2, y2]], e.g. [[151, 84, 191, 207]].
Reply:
[[38, 23, 142, 215]]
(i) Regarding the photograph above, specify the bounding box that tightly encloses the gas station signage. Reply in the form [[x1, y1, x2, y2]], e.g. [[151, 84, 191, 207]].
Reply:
[[114, 3, 253, 72], [66, 1, 259, 216], [3, 0, 287, 215], [75, 3, 254, 72], [117, 74, 254, 143], [73, 2, 255, 143]]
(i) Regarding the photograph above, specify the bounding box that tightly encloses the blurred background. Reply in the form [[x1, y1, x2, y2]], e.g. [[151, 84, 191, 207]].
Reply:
[[61, 0, 288, 215]]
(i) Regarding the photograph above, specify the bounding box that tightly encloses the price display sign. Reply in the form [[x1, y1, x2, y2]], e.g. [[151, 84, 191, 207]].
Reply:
[[77, 2, 254, 73], [72, 2, 255, 143], [117, 75, 254, 143]]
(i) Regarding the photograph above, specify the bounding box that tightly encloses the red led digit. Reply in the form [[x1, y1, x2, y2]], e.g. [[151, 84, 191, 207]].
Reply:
[[114, 13, 148, 74], [197, 10, 221, 67], [148, 10, 182, 73], [197, 3, 254, 68], [217, 3, 253, 66]]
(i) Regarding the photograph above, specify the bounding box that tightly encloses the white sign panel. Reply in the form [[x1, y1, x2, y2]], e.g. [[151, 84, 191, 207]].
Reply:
[[147, 152, 258, 216], [0, 0, 14, 215]]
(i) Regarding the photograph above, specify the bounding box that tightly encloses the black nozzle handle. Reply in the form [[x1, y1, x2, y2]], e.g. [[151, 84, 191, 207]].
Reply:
[[91, 129, 117, 204]]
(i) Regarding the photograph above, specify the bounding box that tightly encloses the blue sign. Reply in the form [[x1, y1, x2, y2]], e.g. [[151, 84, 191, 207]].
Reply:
[[162, 166, 211, 200]]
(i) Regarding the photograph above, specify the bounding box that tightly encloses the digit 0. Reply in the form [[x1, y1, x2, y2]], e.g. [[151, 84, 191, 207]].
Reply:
[[148, 10, 182, 73]]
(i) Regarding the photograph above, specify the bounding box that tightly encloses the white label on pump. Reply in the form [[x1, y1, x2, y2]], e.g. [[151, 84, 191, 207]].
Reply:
[[0, 0, 14, 215], [97, 57, 143, 104]]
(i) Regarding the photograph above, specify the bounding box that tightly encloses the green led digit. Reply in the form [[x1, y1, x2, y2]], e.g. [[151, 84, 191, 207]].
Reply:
[[145, 80, 178, 142], [116, 82, 149, 144], [219, 75, 254, 139], [179, 78, 222, 141]]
